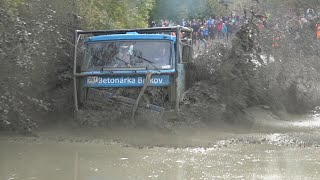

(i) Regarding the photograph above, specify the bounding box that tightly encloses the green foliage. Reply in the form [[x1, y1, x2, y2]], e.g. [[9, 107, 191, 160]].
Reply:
[[250, 0, 320, 20], [150, 0, 226, 21], [203, 0, 226, 17], [269, 0, 320, 11], [1, 0, 24, 16], [78, 0, 154, 29]]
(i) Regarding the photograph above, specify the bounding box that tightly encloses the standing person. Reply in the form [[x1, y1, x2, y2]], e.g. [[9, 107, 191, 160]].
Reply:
[[185, 20, 191, 28], [272, 25, 281, 48], [203, 23, 209, 40], [207, 17, 213, 28], [182, 18, 186, 27], [198, 27, 208, 51], [315, 21, 320, 40], [209, 23, 215, 40], [226, 21, 233, 40], [151, 21, 156, 28], [216, 20, 222, 39], [222, 22, 228, 39], [208, 17, 215, 40], [191, 19, 200, 45], [159, 19, 164, 27]]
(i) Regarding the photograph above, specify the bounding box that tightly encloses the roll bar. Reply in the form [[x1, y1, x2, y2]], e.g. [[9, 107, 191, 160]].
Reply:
[[75, 26, 192, 36]]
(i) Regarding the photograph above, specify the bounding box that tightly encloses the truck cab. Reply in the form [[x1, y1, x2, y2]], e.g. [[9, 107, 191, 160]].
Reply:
[[73, 27, 194, 114]]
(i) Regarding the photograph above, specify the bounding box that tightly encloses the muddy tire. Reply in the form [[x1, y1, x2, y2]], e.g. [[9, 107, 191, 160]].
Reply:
[[76, 65, 87, 107], [185, 62, 197, 90], [77, 79, 87, 107]]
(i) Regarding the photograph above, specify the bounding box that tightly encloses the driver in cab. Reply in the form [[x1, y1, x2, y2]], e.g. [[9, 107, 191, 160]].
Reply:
[[153, 42, 169, 68]]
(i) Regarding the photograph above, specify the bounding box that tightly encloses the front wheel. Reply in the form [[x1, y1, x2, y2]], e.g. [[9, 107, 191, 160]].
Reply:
[[77, 78, 87, 107]]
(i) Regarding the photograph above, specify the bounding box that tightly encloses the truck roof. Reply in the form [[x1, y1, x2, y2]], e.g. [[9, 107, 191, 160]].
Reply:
[[85, 33, 176, 43]]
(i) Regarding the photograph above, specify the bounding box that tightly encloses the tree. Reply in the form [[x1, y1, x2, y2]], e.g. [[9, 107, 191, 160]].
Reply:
[[78, 0, 154, 29], [149, 0, 225, 22]]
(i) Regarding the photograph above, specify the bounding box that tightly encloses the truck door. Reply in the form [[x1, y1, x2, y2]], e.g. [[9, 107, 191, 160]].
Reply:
[[176, 41, 194, 103], [181, 42, 195, 90]]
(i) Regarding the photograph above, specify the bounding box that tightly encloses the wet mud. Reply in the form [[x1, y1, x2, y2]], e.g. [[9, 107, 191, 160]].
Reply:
[[1, 112, 320, 180], [1, 107, 320, 179], [2, 141, 320, 180]]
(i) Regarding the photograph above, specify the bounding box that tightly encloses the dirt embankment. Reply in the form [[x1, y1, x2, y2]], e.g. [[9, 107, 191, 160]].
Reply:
[[0, 0, 77, 133]]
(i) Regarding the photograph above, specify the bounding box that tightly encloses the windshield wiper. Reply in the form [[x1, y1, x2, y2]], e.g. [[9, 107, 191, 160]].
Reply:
[[133, 55, 161, 72], [100, 55, 161, 72]]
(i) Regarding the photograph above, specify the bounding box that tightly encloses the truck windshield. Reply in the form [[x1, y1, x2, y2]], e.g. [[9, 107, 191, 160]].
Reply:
[[84, 40, 172, 71]]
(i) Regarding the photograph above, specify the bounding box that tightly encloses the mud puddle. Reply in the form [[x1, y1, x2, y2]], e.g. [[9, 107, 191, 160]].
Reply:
[[1, 107, 320, 180], [1, 141, 320, 180]]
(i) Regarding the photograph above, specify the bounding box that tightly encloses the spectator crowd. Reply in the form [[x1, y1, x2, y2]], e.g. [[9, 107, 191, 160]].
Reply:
[[151, 14, 241, 41], [150, 14, 242, 50], [150, 8, 320, 50]]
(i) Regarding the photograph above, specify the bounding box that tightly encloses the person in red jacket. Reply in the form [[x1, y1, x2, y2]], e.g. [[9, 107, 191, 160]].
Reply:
[[216, 21, 223, 39], [315, 22, 320, 40], [272, 25, 281, 48]]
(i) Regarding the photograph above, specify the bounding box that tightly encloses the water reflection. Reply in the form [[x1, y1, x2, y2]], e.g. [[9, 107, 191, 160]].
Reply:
[[0, 142, 319, 180]]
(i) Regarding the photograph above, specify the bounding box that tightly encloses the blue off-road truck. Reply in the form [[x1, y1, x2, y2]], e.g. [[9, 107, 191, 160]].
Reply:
[[73, 27, 195, 122]]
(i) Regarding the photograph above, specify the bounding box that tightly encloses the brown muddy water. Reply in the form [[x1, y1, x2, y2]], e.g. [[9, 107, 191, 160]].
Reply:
[[1, 142, 320, 180], [1, 107, 320, 180]]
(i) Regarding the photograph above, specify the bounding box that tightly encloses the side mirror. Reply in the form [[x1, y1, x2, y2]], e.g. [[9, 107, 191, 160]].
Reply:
[[182, 45, 193, 63]]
